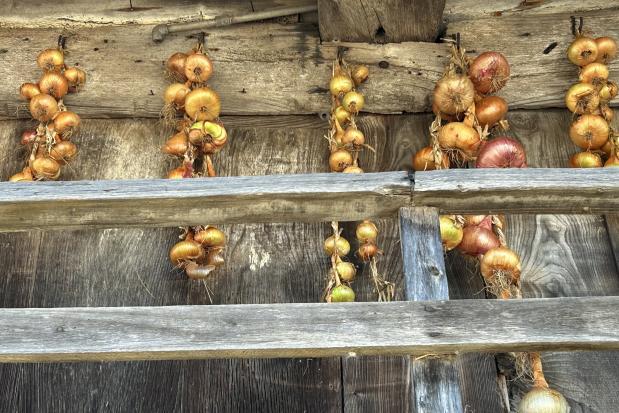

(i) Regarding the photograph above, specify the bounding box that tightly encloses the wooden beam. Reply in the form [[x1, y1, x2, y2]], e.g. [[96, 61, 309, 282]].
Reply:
[[399, 207, 463, 412], [0, 172, 411, 231], [413, 168, 619, 214], [0, 296, 618, 363], [317, 0, 445, 43]]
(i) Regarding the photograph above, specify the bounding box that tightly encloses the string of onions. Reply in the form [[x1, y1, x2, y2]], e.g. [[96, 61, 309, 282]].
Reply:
[[565, 17, 618, 168], [323, 53, 394, 302], [10, 36, 86, 182], [162, 40, 227, 280]]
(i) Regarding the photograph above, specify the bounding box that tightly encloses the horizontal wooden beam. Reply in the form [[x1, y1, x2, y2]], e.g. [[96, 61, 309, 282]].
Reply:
[[0, 172, 411, 231], [0, 296, 616, 363], [413, 168, 619, 214]]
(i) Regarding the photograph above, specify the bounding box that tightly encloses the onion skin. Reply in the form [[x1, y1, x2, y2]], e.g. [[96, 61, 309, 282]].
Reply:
[[599, 81, 618, 103], [439, 216, 463, 251], [185, 262, 216, 280], [565, 83, 599, 114], [21, 130, 38, 145], [49, 141, 78, 164], [184, 87, 221, 121], [413, 146, 450, 171], [433, 74, 475, 115], [20, 83, 41, 100], [476, 137, 527, 168], [480, 246, 521, 283], [438, 122, 481, 158], [329, 149, 353, 172], [342, 166, 364, 173], [342, 127, 365, 147], [569, 114, 609, 150], [37, 48, 64, 71], [351, 65, 369, 85], [518, 387, 569, 413], [567, 37, 598, 66], [166, 52, 187, 80], [605, 156, 619, 167], [169, 240, 205, 266], [164, 83, 191, 107], [184, 53, 213, 83], [569, 151, 602, 168], [334, 106, 351, 126], [39, 72, 69, 99], [579, 62, 609, 84], [357, 243, 379, 261], [330, 75, 353, 96], [356, 220, 378, 243], [468, 52, 510, 94], [336, 261, 356, 281], [162, 131, 189, 156], [194, 227, 226, 247], [63, 67, 87, 90], [457, 223, 500, 256], [342, 91, 365, 113], [31, 156, 61, 180], [324, 236, 350, 257], [29, 93, 59, 122], [330, 285, 355, 302], [475, 96, 508, 128], [595, 36, 618, 64], [53, 111, 81, 137]]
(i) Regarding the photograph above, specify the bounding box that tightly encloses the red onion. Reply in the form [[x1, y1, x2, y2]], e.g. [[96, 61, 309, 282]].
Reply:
[[476, 137, 527, 168], [457, 219, 500, 256], [20, 130, 38, 145]]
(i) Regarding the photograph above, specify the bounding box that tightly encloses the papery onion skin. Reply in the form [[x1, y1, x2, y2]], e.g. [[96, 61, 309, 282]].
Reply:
[[565, 83, 599, 114], [595, 36, 618, 64], [342, 91, 365, 113], [37, 48, 64, 71], [324, 236, 351, 257], [29, 93, 59, 122], [184, 87, 221, 121], [599, 81, 618, 103], [342, 165, 364, 173], [20, 83, 41, 100], [457, 224, 500, 256], [480, 246, 521, 282], [185, 262, 216, 280], [356, 220, 378, 243], [342, 127, 365, 147], [169, 240, 205, 265], [476, 137, 527, 168], [438, 122, 481, 158], [605, 156, 619, 167], [518, 387, 569, 413], [63, 67, 87, 90], [21, 130, 38, 145], [413, 146, 450, 171], [469, 52, 510, 94], [352, 65, 369, 85], [330, 75, 354, 96], [579, 62, 609, 84], [53, 111, 81, 137], [166, 52, 188, 80], [31, 156, 61, 180], [162, 131, 189, 156], [439, 215, 463, 251], [567, 37, 599, 66], [330, 284, 355, 302], [39, 72, 69, 99], [336, 261, 356, 282], [329, 149, 353, 172], [569, 114, 609, 150], [358, 242, 379, 261], [194, 227, 226, 247], [569, 151, 602, 168], [184, 53, 213, 83], [433, 74, 475, 115], [164, 83, 191, 106], [49, 141, 78, 164], [476, 96, 508, 128]]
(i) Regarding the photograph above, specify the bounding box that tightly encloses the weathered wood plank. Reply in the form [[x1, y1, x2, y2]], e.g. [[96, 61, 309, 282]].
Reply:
[[317, 0, 445, 42], [0, 172, 410, 231], [1, 296, 619, 362], [1, 6, 618, 119], [400, 207, 463, 413], [413, 168, 619, 215]]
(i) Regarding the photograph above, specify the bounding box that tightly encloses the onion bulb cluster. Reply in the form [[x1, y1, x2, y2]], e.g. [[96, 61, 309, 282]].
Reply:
[[565, 31, 617, 167], [10, 44, 86, 182], [162, 44, 227, 279], [414, 43, 514, 169]]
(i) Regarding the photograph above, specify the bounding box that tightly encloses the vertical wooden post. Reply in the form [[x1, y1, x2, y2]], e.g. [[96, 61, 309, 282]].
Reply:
[[399, 207, 464, 413], [317, 0, 446, 43]]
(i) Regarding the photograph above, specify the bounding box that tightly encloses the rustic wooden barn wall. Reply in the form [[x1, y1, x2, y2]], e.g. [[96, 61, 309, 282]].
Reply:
[[0, 0, 618, 412]]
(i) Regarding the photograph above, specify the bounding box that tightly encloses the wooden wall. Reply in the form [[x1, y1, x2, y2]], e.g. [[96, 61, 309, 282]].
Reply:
[[0, 1, 618, 412]]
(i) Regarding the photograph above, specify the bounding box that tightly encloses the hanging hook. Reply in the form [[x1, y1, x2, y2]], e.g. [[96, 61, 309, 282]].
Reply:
[[57, 35, 67, 50]]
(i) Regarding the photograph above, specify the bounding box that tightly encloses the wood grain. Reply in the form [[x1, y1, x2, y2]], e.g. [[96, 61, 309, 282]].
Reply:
[[399, 207, 464, 413], [413, 168, 619, 214], [317, 0, 446, 42]]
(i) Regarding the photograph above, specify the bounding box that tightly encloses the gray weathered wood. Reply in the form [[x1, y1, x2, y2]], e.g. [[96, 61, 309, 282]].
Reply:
[[399, 207, 463, 413], [0, 172, 411, 231], [318, 0, 446, 42], [1, 296, 619, 363], [414, 168, 619, 214]]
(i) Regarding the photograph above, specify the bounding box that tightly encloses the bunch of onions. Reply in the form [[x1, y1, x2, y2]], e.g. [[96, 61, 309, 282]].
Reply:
[[324, 231, 355, 302], [566, 30, 617, 167], [10, 43, 86, 182], [161, 44, 228, 279]]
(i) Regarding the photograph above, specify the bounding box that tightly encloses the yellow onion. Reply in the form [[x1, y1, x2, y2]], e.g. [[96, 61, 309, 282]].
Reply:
[[162, 131, 189, 156], [39, 72, 69, 99], [31, 156, 61, 180], [169, 240, 205, 266], [29, 94, 59, 122], [565, 83, 599, 114], [567, 36, 598, 66], [356, 220, 378, 243], [167, 166, 188, 179], [342, 91, 365, 113], [329, 149, 353, 172], [329, 74, 353, 96], [334, 106, 351, 126], [599, 81, 618, 103], [19, 83, 41, 100], [9, 167, 34, 182], [433, 74, 475, 115], [53, 111, 81, 138], [600, 105, 614, 122], [335, 261, 356, 282], [569, 151, 602, 168], [413, 146, 450, 171], [351, 65, 369, 85], [439, 215, 463, 251], [194, 227, 226, 247], [184, 52, 213, 83], [330, 284, 355, 302], [63, 67, 87, 90], [605, 156, 619, 167], [324, 235, 350, 257], [518, 387, 569, 413], [341, 127, 365, 147], [206, 248, 226, 267], [37, 48, 64, 71], [579, 62, 609, 84], [49, 141, 78, 164], [342, 166, 364, 173], [438, 122, 481, 158], [184, 87, 221, 121], [480, 246, 521, 283], [595, 36, 618, 64], [475, 96, 508, 128], [189, 121, 226, 146], [185, 262, 216, 280], [569, 114, 609, 150], [166, 52, 188, 80], [164, 83, 191, 107]]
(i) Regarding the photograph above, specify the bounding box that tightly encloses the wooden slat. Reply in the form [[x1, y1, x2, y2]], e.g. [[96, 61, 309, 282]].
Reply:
[[1, 5, 617, 119], [317, 0, 445, 42], [0, 172, 411, 231], [399, 207, 464, 412], [413, 168, 619, 214], [1, 297, 619, 363]]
